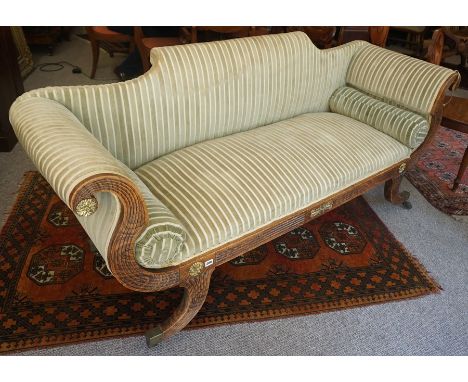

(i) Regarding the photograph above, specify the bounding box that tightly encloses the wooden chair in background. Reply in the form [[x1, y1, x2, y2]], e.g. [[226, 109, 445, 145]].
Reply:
[[86, 27, 134, 78], [388, 26, 427, 58], [426, 29, 446, 65], [369, 26, 390, 48], [133, 27, 270, 74], [133, 27, 186, 73], [426, 29, 467, 191], [442, 27, 468, 69]]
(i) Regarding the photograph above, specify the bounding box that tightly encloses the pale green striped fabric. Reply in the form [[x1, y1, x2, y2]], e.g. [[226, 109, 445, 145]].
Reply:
[[9, 96, 187, 265], [10, 32, 456, 270], [18, 32, 366, 169], [136, 112, 411, 267], [346, 44, 455, 117], [9, 32, 367, 269], [329, 86, 429, 149]]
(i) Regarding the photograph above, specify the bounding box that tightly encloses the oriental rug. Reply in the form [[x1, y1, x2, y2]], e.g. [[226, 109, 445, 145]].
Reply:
[[406, 126, 468, 215], [0, 172, 440, 353]]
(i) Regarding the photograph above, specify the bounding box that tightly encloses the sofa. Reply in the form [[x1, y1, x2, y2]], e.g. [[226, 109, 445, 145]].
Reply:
[[9, 32, 459, 346]]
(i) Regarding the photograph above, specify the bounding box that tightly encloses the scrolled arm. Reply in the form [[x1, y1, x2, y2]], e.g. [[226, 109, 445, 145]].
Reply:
[[9, 96, 182, 292], [346, 43, 460, 118], [9, 96, 140, 209]]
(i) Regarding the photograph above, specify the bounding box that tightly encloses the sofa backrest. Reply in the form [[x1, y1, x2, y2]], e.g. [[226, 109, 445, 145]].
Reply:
[[20, 32, 365, 169]]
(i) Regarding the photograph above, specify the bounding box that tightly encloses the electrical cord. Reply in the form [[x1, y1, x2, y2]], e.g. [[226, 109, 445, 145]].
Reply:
[[32, 61, 118, 82]]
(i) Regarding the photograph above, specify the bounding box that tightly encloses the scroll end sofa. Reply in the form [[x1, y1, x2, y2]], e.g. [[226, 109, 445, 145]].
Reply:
[[9, 32, 460, 347]]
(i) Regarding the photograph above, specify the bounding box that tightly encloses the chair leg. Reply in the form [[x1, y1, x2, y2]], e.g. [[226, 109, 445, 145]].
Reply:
[[384, 174, 412, 209], [145, 266, 214, 347], [452, 148, 468, 191], [90, 39, 100, 79]]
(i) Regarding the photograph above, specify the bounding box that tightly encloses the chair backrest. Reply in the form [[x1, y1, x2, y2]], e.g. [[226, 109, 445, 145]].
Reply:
[[369, 26, 389, 48], [426, 28, 445, 65], [22, 32, 366, 169]]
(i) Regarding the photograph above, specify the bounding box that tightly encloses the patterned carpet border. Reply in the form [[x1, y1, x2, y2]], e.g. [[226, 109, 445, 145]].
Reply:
[[406, 126, 468, 216], [406, 169, 468, 216]]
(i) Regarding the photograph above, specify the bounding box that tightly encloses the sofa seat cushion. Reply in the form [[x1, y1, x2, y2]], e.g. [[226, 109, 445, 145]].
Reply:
[[329, 86, 429, 149], [135, 112, 411, 268]]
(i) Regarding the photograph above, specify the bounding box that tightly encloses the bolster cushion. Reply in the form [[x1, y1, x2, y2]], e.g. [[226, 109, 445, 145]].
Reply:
[[135, 222, 187, 269], [133, 175, 188, 269], [329, 86, 429, 149], [125, 171, 188, 269]]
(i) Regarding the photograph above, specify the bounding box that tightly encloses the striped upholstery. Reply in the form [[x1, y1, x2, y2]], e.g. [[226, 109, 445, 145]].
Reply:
[[329, 86, 429, 149], [18, 32, 366, 169], [9, 32, 457, 270], [346, 44, 455, 117], [9, 96, 188, 264], [136, 112, 411, 267]]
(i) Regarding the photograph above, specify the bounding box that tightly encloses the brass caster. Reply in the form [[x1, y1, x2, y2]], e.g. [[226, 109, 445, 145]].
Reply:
[[145, 325, 164, 347]]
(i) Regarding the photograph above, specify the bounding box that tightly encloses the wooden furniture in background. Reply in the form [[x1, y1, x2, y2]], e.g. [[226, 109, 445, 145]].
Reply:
[[249, 27, 270, 37], [134, 27, 185, 73], [337, 26, 389, 47], [22, 26, 65, 55], [133, 26, 270, 74], [369, 27, 390, 48], [441, 97, 468, 190], [442, 27, 468, 69], [426, 29, 445, 65], [190, 26, 251, 43], [388, 26, 427, 58], [0, 27, 23, 151], [286, 27, 336, 48], [10, 27, 34, 78], [86, 27, 134, 79], [427, 29, 467, 190], [337, 26, 370, 45], [135, 27, 271, 73]]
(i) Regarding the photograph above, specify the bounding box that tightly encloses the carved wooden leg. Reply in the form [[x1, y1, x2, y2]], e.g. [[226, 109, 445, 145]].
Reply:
[[145, 267, 214, 347], [384, 175, 412, 209]]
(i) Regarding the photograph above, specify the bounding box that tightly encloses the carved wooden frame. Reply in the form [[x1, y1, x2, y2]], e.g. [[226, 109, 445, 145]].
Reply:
[[69, 71, 460, 347]]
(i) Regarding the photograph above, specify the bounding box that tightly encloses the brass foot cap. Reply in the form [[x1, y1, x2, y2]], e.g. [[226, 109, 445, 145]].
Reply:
[[145, 326, 164, 348]]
